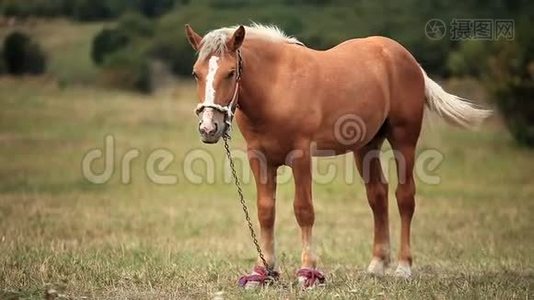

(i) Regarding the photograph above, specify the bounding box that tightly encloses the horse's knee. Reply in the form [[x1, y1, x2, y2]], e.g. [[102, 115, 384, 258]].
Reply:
[[366, 182, 388, 212], [294, 199, 314, 226], [258, 198, 275, 226]]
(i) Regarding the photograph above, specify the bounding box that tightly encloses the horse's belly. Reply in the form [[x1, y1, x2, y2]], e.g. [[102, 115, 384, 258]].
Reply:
[[310, 94, 388, 154], [311, 132, 372, 156]]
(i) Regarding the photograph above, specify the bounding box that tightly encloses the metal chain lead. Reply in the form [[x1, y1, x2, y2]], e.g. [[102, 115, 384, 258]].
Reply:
[[223, 135, 275, 277]]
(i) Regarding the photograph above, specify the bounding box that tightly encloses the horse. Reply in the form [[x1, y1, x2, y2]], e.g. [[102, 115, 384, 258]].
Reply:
[[184, 23, 490, 288]]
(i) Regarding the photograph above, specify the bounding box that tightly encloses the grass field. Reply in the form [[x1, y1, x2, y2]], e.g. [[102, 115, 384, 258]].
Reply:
[[0, 20, 534, 299]]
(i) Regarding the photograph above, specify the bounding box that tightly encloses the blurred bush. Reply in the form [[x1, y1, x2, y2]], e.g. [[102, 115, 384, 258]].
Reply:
[[2, 31, 46, 75], [1, 0, 72, 18], [485, 20, 534, 147], [91, 13, 157, 92], [73, 0, 115, 21], [102, 47, 152, 93], [149, 34, 195, 76], [91, 11, 156, 67], [447, 41, 491, 78], [439, 3, 534, 147], [0, 50, 5, 74], [116, 11, 156, 36], [91, 28, 130, 65], [135, 0, 176, 18]]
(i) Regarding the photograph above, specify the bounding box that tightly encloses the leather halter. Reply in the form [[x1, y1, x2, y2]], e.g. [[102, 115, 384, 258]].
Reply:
[[195, 49, 243, 137]]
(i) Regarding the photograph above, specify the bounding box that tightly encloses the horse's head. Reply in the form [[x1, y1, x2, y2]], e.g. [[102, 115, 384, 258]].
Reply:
[[185, 24, 245, 144]]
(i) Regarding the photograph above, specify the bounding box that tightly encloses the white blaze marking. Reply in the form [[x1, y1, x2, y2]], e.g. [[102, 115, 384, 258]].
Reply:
[[204, 56, 219, 105]]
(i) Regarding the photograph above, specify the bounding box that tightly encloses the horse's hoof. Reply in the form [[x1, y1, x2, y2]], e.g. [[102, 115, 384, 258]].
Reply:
[[394, 261, 412, 278], [366, 257, 386, 276], [243, 280, 261, 289], [238, 266, 279, 288], [296, 268, 326, 289]]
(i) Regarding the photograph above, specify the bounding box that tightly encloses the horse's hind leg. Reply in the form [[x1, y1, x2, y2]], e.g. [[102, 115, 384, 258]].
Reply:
[[354, 135, 390, 276], [387, 122, 421, 278]]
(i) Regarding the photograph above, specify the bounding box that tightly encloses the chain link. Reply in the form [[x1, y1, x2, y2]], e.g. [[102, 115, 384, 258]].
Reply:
[[222, 135, 275, 277]]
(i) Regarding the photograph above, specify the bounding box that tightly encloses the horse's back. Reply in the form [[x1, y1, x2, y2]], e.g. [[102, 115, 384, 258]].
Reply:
[[328, 36, 425, 123], [303, 36, 425, 151], [325, 36, 421, 75]]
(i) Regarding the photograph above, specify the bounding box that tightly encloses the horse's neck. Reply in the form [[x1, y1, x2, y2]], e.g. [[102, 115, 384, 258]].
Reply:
[[237, 40, 288, 123]]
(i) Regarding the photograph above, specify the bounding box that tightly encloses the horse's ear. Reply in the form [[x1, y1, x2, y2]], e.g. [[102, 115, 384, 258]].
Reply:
[[227, 25, 245, 52], [185, 24, 202, 51]]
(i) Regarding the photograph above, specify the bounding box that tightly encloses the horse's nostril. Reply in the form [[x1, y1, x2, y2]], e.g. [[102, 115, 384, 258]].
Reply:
[[199, 123, 218, 136]]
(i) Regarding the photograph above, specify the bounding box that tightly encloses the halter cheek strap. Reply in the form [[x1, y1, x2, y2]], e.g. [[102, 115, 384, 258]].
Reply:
[[195, 49, 243, 137]]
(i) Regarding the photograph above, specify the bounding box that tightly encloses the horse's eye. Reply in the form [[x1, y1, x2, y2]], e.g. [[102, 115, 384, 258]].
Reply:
[[192, 71, 198, 79], [227, 70, 235, 79]]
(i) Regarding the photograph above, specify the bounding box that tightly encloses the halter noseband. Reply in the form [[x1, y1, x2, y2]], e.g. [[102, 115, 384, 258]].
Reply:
[[195, 49, 243, 137]]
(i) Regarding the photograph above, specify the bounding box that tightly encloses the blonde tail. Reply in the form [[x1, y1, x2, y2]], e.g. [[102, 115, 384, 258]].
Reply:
[[421, 67, 492, 128]]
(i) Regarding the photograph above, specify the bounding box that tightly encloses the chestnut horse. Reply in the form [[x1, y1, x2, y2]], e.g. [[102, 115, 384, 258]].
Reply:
[[185, 24, 489, 287]]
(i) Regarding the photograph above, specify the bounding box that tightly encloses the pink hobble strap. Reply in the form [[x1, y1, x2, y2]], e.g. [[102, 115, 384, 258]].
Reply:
[[238, 266, 279, 287], [297, 268, 326, 288]]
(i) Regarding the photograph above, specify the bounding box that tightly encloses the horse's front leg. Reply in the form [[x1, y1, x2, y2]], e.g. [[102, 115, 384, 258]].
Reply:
[[238, 151, 278, 288], [289, 149, 325, 288]]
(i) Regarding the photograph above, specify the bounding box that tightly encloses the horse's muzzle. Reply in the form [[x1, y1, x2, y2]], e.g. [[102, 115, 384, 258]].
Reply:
[[198, 108, 226, 143]]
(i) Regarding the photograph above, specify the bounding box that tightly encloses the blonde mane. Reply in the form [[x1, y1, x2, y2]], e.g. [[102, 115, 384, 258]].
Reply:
[[198, 23, 303, 59]]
